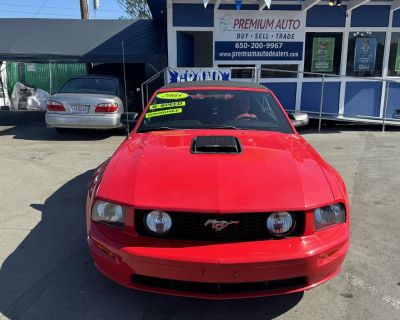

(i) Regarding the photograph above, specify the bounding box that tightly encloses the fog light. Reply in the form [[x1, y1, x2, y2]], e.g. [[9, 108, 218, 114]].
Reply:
[[266, 212, 294, 236], [145, 210, 172, 235]]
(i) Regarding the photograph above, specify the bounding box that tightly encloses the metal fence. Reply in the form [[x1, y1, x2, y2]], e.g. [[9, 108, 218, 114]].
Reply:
[[258, 67, 400, 132], [5, 62, 87, 96]]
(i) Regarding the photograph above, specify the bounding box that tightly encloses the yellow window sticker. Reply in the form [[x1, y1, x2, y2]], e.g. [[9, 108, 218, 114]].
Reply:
[[145, 108, 183, 118], [149, 101, 186, 110], [156, 92, 188, 100]]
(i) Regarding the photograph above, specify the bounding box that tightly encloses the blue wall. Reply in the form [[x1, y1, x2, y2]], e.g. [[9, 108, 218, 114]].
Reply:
[[386, 82, 400, 119], [351, 6, 390, 27], [306, 5, 346, 27], [173, 3, 214, 27], [393, 10, 400, 27], [261, 82, 297, 110], [344, 82, 382, 117], [300, 82, 341, 115], [177, 32, 194, 68]]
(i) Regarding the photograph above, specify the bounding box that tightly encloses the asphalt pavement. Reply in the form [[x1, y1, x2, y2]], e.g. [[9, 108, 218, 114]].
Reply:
[[0, 111, 399, 320]]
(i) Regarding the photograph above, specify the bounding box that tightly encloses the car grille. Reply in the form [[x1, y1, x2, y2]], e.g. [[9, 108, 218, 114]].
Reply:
[[131, 274, 307, 295], [134, 210, 305, 242]]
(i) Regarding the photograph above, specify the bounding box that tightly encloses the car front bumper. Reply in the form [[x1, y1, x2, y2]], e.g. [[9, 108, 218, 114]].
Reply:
[[45, 112, 122, 129], [88, 222, 349, 299]]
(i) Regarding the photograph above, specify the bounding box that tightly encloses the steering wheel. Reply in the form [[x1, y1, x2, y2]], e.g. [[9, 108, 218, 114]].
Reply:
[[235, 113, 258, 121]]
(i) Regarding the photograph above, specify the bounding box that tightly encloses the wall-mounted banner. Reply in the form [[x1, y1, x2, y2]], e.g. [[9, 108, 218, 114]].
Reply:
[[354, 37, 377, 72], [214, 10, 305, 62], [311, 38, 335, 72], [167, 68, 231, 83], [395, 40, 400, 72]]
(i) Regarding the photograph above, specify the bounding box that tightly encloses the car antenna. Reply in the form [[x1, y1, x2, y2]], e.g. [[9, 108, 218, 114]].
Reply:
[[122, 40, 129, 138]]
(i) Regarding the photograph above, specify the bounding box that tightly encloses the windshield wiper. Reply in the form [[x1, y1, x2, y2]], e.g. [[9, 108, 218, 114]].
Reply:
[[137, 126, 180, 133]]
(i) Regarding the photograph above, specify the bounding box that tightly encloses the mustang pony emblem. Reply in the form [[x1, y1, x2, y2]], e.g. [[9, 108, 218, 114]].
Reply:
[[204, 219, 239, 231]]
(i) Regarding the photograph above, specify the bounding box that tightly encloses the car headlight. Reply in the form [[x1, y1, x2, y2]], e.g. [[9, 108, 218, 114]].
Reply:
[[144, 210, 172, 235], [314, 203, 345, 231], [92, 200, 125, 228], [266, 212, 295, 237]]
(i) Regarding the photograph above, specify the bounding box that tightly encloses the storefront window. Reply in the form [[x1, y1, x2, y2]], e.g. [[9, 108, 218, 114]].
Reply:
[[304, 32, 343, 77], [346, 32, 385, 77], [218, 65, 255, 79], [260, 65, 298, 78], [388, 32, 400, 77]]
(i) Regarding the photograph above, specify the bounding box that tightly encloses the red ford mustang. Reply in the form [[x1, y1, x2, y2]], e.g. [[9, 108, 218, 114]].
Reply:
[[86, 81, 350, 299]]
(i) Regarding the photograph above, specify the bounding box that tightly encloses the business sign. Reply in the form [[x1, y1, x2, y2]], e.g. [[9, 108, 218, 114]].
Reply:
[[395, 40, 400, 72], [167, 68, 231, 83], [214, 10, 305, 62], [311, 38, 335, 72], [354, 37, 377, 72]]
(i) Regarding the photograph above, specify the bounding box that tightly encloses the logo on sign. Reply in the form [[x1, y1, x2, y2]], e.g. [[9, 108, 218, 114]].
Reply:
[[219, 14, 301, 32]]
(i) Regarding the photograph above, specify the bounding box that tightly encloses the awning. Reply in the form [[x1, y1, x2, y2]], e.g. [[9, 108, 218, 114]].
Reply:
[[0, 18, 167, 64]]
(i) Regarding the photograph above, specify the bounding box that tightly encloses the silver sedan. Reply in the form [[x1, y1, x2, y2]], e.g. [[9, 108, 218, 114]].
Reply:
[[45, 75, 131, 131]]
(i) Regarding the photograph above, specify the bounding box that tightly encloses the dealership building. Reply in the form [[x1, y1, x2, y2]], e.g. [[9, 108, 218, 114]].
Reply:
[[150, 0, 400, 122]]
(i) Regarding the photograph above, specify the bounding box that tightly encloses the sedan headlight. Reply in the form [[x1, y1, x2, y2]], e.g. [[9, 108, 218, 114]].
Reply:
[[314, 203, 345, 231], [92, 200, 125, 228], [266, 212, 295, 237]]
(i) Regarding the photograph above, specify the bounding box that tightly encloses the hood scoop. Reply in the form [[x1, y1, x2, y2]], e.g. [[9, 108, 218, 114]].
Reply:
[[191, 136, 242, 154]]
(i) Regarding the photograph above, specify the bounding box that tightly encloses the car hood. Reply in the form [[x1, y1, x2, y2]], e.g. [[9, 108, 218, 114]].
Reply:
[[102, 130, 335, 213]]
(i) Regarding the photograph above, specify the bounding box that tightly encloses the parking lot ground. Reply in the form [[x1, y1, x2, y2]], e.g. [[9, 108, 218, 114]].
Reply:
[[0, 111, 399, 320]]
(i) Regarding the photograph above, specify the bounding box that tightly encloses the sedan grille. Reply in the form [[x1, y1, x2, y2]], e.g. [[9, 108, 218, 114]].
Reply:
[[135, 210, 305, 242]]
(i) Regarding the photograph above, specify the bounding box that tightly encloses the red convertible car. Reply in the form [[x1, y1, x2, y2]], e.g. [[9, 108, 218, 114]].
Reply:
[[86, 81, 350, 299]]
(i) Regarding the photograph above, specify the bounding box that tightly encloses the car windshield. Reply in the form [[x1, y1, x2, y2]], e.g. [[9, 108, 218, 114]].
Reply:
[[137, 89, 293, 134], [59, 78, 118, 95]]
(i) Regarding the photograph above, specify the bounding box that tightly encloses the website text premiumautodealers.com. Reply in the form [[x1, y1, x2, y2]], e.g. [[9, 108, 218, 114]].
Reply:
[[217, 50, 299, 59]]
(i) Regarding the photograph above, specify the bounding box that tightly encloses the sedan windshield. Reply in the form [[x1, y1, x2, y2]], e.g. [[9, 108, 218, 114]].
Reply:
[[59, 78, 118, 95], [137, 89, 293, 133]]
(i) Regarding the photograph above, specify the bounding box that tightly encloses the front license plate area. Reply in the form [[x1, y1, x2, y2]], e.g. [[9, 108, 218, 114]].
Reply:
[[70, 105, 90, 113]]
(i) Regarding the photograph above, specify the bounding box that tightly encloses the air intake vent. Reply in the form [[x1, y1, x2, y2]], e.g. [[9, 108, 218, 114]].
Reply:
[[191, 136, 242, 154]]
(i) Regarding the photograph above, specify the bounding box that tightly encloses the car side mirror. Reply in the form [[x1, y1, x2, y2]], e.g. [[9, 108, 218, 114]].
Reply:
[[288, 112, 309, 128], [121, 112, 139, 127]]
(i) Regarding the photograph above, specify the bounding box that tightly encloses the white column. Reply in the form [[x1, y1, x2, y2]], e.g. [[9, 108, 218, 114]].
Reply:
[[167, 0, 177, 68], [379, 10, 393, 118], [295, 24, 306, 112], [338, 11, 351, 116]]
